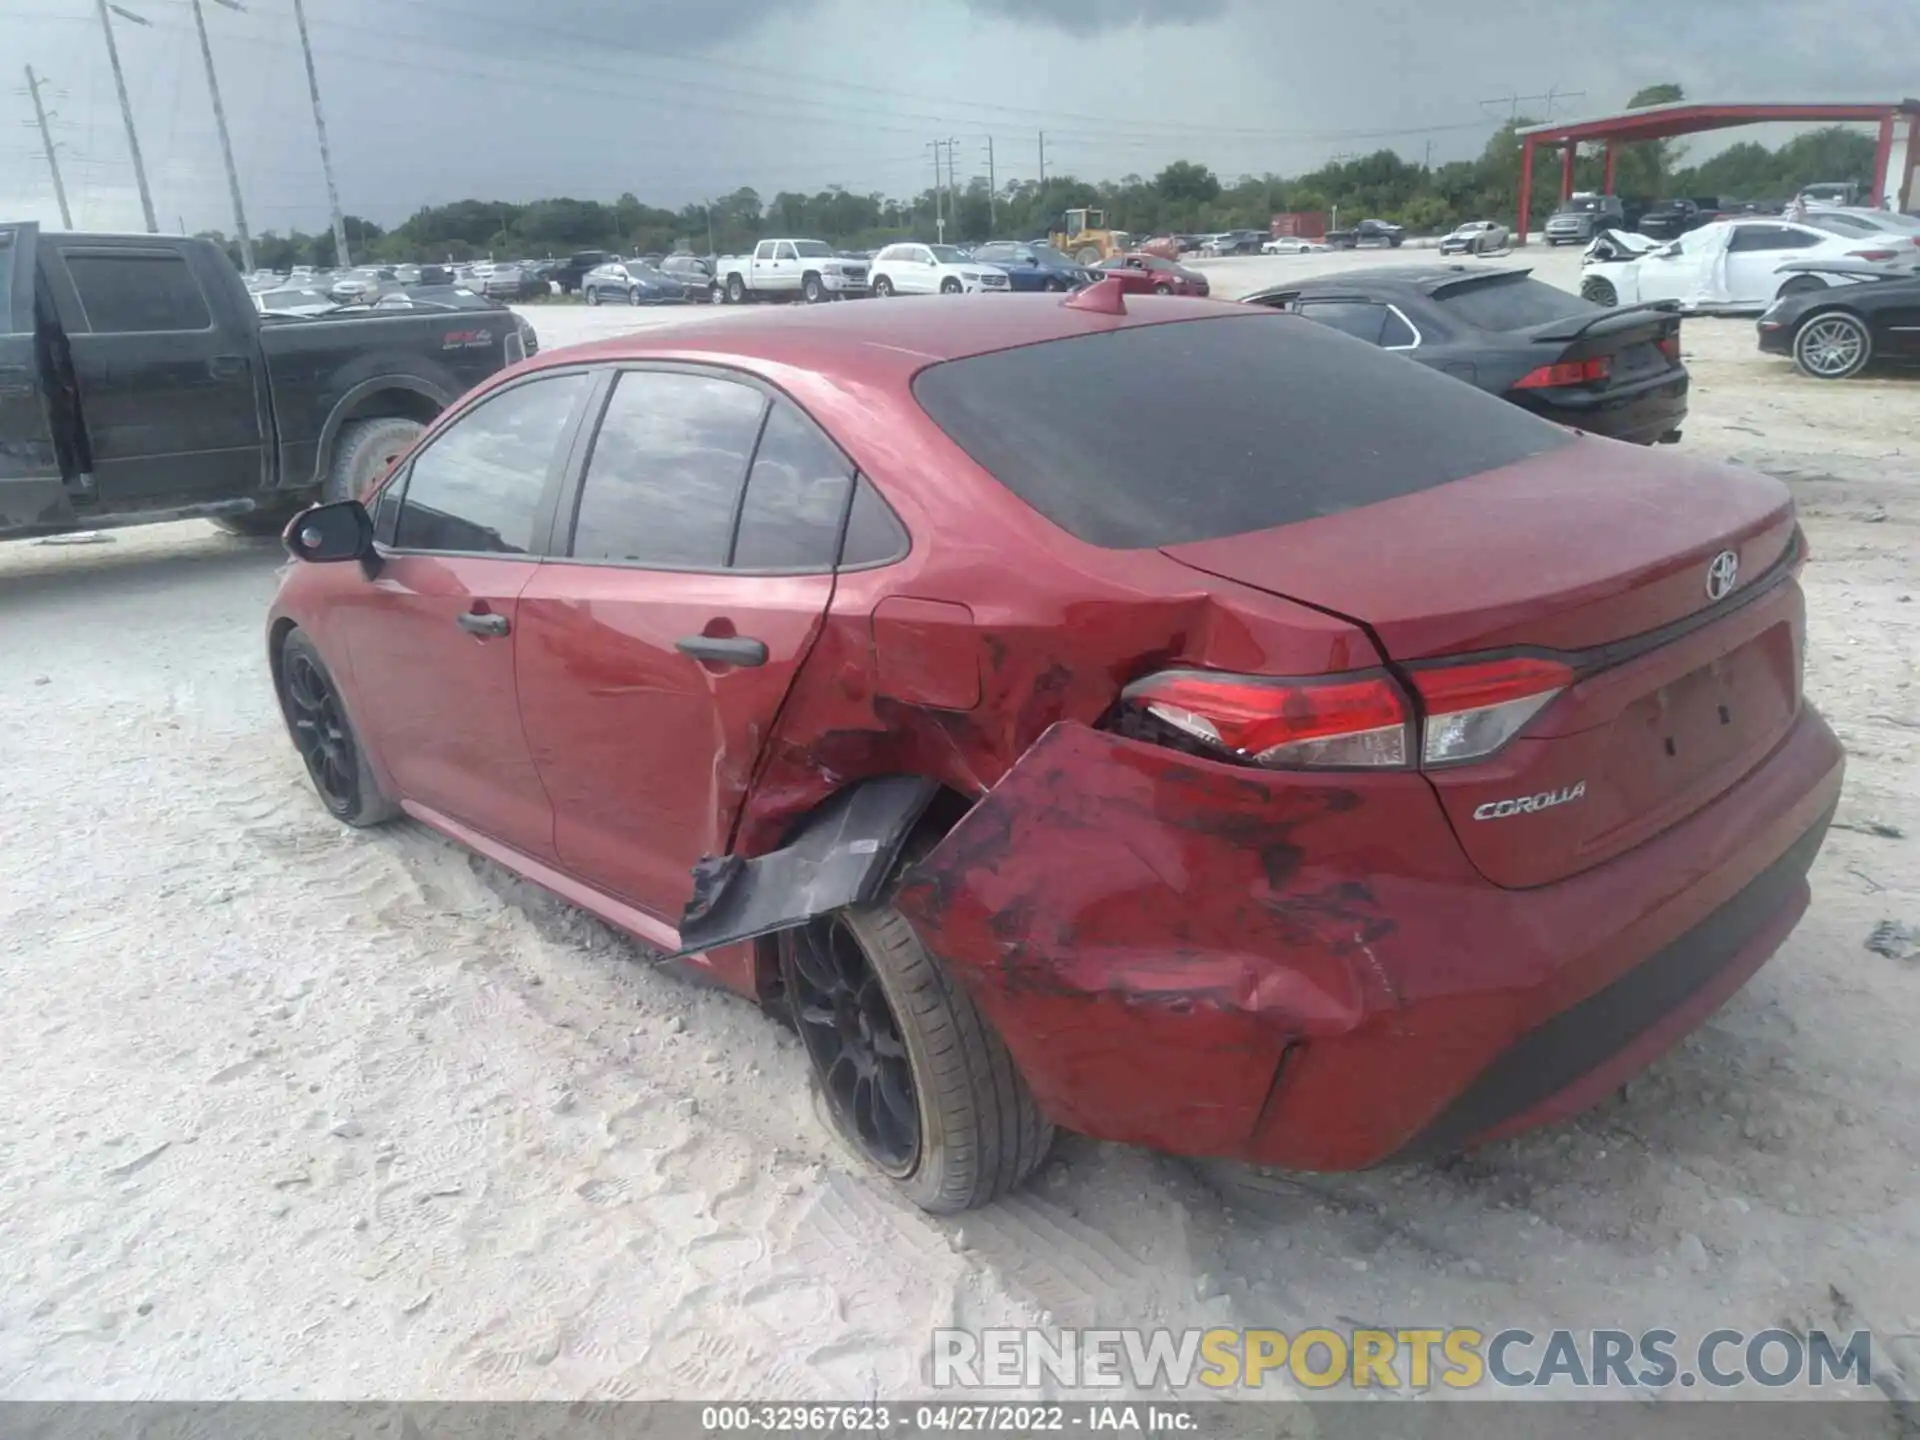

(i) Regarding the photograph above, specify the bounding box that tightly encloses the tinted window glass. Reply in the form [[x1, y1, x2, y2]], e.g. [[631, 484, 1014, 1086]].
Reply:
[[732, 401, 853, 570], [66, 253, 211, 333], [1380, 308, 1418, 348], [1730, 225, 1790, 252], [570, 370, 766, 567], [840, 476, 910, 567], [1298, 300, 1386, 344], [397, 374, 585, 553], [1436, 276, 1596, 330], [912, 313, 1570, 549]]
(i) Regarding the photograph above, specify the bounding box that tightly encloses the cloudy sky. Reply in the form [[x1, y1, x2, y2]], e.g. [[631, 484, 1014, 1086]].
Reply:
[[3, 0, 1915, 236]]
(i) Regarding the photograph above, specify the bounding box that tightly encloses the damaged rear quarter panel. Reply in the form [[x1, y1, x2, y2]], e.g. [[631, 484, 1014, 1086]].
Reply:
[[889, 721, 1473, 1157]]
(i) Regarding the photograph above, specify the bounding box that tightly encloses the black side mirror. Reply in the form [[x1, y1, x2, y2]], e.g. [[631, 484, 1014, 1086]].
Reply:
[[285, 500, 376, 571]]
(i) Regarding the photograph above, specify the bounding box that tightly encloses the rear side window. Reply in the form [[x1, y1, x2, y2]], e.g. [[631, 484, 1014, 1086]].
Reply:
[[731, 401, 853, 570], [1435, 276, 1596, 330], [1298, 300, 1388, 344], [65, 252, 211, 333], [912, 313, 1570, 549], [569, 370, 766, 567]]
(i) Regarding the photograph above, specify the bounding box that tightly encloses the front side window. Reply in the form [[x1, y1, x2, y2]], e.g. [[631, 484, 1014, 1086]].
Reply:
[[65, 252, 211, 333], [568, 370, 766, 568], [393, 373, 587, 554]]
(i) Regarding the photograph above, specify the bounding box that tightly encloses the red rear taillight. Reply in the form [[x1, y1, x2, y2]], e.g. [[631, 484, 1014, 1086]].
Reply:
[[1120, 669, 1411, 769], [1657, 334, 1681, 364], [1512, 355, 1612, 389], [1848, 248, 1898, 262], [1409, 656, 1574, 766]]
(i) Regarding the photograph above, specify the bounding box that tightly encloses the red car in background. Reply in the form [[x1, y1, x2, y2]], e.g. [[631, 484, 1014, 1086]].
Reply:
[[268, 279, 1842, 1212], [1095, 251, 1212, 296]]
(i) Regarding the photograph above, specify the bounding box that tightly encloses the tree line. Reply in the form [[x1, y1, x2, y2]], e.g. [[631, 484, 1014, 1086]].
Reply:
[[223, 85, 1880, 270]]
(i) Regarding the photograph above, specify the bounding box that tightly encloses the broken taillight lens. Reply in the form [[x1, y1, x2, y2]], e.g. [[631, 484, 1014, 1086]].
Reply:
[[1120, 669, 1411, 769], [1409, 656, 1574, 766]]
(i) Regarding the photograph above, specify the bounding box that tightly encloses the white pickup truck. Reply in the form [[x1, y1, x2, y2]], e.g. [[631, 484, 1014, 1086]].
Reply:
[[712, 240, 870, 304]]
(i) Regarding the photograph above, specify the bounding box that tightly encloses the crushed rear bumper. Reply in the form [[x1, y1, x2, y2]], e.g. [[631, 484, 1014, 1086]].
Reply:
[[893, 706, 1842, 1169]]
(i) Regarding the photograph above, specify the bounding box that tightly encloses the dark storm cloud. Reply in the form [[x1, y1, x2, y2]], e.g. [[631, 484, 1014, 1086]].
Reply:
[[965, 0, 1231, 33]]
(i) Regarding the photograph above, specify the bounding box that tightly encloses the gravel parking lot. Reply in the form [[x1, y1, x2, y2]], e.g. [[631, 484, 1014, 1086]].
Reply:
[[2, 248, 1916, 1402]]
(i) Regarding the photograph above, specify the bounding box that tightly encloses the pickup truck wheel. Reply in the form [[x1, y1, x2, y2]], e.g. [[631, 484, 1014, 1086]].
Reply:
[[727, 274, 747, 304], [327, 416, 426, 504], [276, 628, 398, 828], [783, 905, 1053, 1213], [802, 272, 824, 303]]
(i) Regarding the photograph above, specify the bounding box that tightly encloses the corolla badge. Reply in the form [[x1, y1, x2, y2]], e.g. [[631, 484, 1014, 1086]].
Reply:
[[1473, 782, 1586, 821], [1706, 549, 1739, 601]]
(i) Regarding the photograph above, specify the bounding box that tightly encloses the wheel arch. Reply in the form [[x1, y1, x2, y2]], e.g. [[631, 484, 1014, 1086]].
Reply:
[[312, 379, 448, 488], [670, 774, 974, 1005]]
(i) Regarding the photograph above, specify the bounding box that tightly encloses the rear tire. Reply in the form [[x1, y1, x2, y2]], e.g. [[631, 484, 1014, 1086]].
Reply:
[[629, 286, 643, 305], [275, 628, 398, 829], [873, 275, 895, 297], [783, 905, 1053, 1213], [1792, 311, 1872, 380], [1580, 276, 1619, 307], [325, 416, 426, 504], [727, 274, 746, 304]]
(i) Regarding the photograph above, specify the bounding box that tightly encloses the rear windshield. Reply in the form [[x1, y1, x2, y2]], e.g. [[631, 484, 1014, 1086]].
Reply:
[[912, 313, 1571, 549], [1435, 275, 1598, 330]]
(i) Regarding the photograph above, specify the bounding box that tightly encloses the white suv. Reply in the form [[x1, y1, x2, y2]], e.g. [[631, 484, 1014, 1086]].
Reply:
[[869, 243, 1010, 296]]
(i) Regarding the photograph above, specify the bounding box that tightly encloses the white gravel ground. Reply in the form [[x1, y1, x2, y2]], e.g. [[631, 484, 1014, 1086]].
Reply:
[[1, 248, 1916, 1402]]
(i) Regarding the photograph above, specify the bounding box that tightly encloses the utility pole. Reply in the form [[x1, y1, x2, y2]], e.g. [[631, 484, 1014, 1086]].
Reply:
[[945, 135, 957, 238], [1038, 130, 1047, 197], [1542, 86, 1585, 120], [189, 0, 253, 272], [292, 0, 350, 268], [95, 0, 157, 231], [984, 135, 996, 236], [927, 140, 943, 239], [23, 66, 73, 229]]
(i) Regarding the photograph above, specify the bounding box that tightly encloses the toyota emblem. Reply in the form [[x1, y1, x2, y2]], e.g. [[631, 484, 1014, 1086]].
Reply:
[[1706, 550, 1739, 601]]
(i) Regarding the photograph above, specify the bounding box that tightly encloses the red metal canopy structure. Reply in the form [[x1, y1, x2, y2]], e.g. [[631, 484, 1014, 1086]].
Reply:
[[1513, 99, 1920, 244]]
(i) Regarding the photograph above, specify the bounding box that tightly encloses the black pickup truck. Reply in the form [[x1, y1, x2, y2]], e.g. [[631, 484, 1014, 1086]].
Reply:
[[1, 223, 535, 540]]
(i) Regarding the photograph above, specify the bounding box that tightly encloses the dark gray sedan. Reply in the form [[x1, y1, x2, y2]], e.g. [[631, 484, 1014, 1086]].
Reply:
[[583, 260, 692, 306]]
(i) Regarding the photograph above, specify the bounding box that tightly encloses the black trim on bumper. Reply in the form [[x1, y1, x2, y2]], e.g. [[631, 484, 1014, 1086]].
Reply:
[[1392, 802, 1835, 1163]]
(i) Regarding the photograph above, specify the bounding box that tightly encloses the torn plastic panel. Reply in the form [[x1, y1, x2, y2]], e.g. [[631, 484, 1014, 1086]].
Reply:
[[671, 774, 939, 958], [892, 721, 1422, 1158]]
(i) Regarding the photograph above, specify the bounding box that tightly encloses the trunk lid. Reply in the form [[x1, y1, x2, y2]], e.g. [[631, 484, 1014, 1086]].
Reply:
[[1161, 439, 1804, 887], [1514, 303, 1682, 394]]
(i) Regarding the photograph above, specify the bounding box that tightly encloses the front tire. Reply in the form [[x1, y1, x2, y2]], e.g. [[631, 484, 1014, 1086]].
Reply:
[[1153, 282, 1172, 295], [803, 272, 824, 303], [1075, 246, 1101, 266], [275, 628, 398, 828], [940, 277, 963, 295], [783, 906, 1053, 1213], [1580, 276, 1619, 307], [629, 286, 643, 305], [325, 416, 425, 504], [585, 285, 601, 306], [1793, 311, 1872, 380]]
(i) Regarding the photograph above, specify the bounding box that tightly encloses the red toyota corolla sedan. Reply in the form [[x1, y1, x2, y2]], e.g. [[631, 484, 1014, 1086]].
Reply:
[[267, 280, 1843, 1213]]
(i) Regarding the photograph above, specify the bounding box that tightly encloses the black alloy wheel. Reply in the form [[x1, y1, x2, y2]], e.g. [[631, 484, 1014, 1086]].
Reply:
[[788, 914, 920, 1175], [281, 646, 362, 819]]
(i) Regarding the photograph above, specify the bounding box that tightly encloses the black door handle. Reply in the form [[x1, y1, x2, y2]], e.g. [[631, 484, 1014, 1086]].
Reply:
[[675, 634, 768, 667], [209, 354, 249, 380], [457, 611, 510, 637]]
